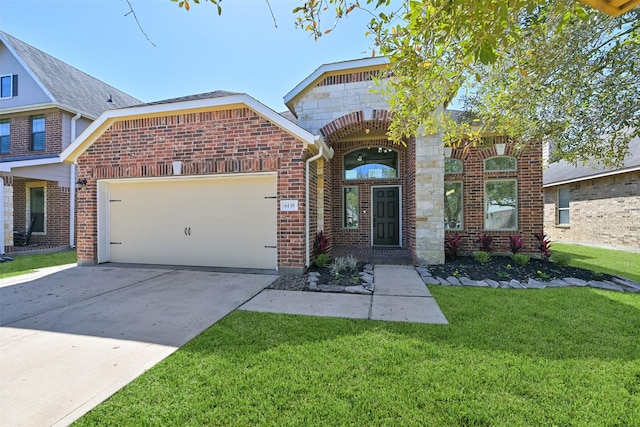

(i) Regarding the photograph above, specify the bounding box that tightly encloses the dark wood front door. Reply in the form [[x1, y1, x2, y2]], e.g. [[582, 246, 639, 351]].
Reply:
[[373, 186, 400, 246]]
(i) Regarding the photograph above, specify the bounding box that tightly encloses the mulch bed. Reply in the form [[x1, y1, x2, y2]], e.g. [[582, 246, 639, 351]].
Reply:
[[429, 255, 615, 282]]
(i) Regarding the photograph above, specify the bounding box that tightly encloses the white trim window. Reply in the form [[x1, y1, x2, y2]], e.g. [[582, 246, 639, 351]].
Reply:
[[485, 179, 518, 231], [444, 181, 463, 230], [26, 182, 46, 234], [343, 186, 359, 229], [485, 156, 517, 172], [558, 187, 570, 225], [0, 74, 17, 99], [0, 119, 9, 154]]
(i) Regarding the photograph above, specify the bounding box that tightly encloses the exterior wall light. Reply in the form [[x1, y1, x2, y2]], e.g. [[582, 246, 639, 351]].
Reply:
[[76, 179, 87, 190]]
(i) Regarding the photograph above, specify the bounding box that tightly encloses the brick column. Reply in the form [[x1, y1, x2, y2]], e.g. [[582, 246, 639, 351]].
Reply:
[[415, 129, 445, 264]]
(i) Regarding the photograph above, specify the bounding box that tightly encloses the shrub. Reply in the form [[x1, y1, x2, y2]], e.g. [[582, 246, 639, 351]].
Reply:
[[314, 231, 330, 255], [533, 229, 553, 261], [477, 233, 493, 253], [344, 254, 358, 271], [551, 252, 571, 267], [330, 257, 348, 277], [508, 235, 525, 254], [445, 232, 462, 259], [510, 253, 530, 266], [474, 250, 491, 264], [312, 253, 331, 268]]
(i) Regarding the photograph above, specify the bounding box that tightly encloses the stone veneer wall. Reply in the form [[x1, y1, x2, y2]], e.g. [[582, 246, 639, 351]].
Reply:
[[415, 131, 445, 265], [293, 80, 389, 136], [2, 176, 13, 251], [543, 170, 640, 251]]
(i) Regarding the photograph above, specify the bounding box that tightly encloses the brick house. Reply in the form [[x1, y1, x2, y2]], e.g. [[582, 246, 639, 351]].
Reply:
[[62, 57, 544, 272], [543, 136, 639, 252], [0, 31, 140, 254]]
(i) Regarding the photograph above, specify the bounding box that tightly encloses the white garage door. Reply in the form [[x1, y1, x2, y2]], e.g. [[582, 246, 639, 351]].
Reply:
[[104, 174, 277, 269]]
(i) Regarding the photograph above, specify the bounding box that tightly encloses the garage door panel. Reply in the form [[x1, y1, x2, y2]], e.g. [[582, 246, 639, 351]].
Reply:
[[106, 174, 277, 269]]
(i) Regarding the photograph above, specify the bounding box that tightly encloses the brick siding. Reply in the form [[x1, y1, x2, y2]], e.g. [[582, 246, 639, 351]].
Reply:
[[0, 111, 63, 158], [544, 170, 640, 251], [445, 143, 544, 256], [75, 108, 309, 270]]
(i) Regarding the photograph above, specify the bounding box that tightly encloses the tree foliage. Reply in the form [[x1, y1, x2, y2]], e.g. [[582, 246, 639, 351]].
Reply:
[[173, 0, 639, 166]]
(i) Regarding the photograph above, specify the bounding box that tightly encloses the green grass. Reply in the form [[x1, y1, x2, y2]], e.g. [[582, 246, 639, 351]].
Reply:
[[552, 243, 640, 282], [75, 287, 640, 426], [0, 250, 77, 279]]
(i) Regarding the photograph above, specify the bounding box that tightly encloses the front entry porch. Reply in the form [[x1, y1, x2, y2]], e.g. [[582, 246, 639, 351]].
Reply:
[[331, 245, 414, 265]]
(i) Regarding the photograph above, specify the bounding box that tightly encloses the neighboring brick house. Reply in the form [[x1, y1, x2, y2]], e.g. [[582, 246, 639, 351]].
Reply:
[[543, 136, 640, 252], [62, 57, 544, 272], [0, 31, 140, 253]]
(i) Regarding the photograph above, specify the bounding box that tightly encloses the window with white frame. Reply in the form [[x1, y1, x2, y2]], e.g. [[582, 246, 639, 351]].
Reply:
[[485, 156, 517, 172], [31, 115, 45, 151], [445, 181, 463, 230], [26, 182, 46, 234], [344, 147, 398, 180], [0, 119, 9, 153], [445, 159, 463, 174], [558, 187, 570, 225], [0, 74, 16, 99], [485, 180, 517, 230], [343, 186, 359, 228]]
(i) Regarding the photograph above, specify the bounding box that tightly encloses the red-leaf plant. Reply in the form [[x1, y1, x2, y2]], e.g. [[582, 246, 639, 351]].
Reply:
[[533, 229, 553, 261], [508, 235, 525, 254]]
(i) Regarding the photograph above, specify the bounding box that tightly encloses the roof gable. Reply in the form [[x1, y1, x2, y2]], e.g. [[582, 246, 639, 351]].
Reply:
[[284, 57, 390, 116], [61, 92, 332, 164], [0, 31, 141, 118]]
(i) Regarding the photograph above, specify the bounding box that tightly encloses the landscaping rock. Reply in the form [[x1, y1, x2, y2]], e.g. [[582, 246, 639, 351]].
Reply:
[[510, 280, 525, 289], [437, 277, 451, 285], [446, 276, 462, 286], [318, 284, 346, 292], [564, 277, 588, 287], [612, 277, 640, 292], [460, 277, 477, 286], [345, 285, 372, 294], [475, 280, 490, 287], [484, 279, 500, 289], [588, 280, 624, 292], [546, 279, 569, 287], [525, 278, 547, 289], [423, 276, 441, 285]]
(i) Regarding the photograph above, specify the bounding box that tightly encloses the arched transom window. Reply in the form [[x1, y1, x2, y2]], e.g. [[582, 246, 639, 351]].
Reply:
[[344, 147, 399, 180]]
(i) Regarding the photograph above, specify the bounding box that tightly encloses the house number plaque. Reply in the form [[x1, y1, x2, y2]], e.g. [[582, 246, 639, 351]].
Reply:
[[280, 200, 299, 211]]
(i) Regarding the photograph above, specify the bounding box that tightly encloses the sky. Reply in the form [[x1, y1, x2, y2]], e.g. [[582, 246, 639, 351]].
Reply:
[[0, 0, 388, 113]]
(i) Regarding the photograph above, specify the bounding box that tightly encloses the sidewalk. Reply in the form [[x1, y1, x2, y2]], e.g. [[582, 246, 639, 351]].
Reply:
[[239, 265, 448, 324]]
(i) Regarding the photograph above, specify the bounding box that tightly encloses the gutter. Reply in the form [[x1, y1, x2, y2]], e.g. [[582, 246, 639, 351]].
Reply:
[[305, 135, 335, 268], [69, 112, 82, 248]]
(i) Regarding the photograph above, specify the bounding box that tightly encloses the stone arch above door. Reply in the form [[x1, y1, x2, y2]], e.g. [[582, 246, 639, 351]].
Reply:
[[320, 109, 392, 144]]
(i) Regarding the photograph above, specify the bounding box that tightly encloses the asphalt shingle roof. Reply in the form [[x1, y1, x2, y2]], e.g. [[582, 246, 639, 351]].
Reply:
[[544, 136, 640, 186], [1, 31, 141, 118]]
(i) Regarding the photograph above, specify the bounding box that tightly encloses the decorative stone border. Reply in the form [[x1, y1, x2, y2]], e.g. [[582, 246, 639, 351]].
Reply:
[[415, 266, 640, 293], [307, 264, 375, 294]]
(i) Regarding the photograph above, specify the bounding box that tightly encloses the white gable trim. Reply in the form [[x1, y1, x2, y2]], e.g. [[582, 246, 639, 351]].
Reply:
[[61, 94, 333, 164]]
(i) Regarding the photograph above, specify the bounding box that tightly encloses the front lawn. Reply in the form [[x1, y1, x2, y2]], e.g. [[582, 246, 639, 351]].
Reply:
[[75, 287, 640, 426], [552, 243, 640, 282], [0, 249, 77, 279]]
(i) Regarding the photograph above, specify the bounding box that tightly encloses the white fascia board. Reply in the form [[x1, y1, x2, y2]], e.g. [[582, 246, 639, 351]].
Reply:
[[61, 93, 332, 164], [543, 165, 640, 187], [0, 102, 90, 120], [0, 156, 61, 172], [0, 33, 56, 103], [283, 57, 390, 113]]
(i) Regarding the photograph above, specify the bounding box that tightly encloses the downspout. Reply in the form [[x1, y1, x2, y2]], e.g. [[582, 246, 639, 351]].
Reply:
[[305, 147, 324, 269], [304, 135, 334, 268], [69, 112, 81, 248]]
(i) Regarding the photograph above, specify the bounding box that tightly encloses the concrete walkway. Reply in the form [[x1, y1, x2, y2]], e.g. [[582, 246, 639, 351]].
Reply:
[[240, 265, 448, 324]]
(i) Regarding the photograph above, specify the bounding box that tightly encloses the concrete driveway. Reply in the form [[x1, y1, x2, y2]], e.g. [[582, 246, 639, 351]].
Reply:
[[0, 265, 276, 427]]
